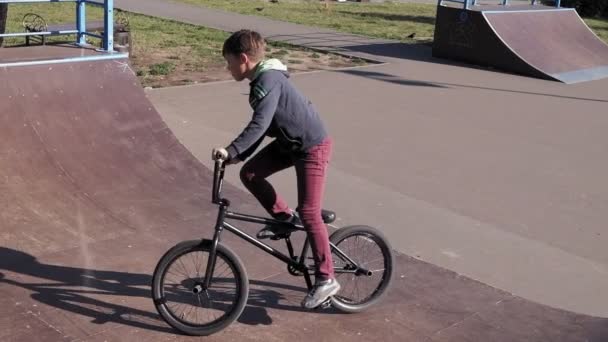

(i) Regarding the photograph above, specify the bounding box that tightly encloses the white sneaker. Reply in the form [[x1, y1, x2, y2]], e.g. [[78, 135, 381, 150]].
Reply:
[[301, 278, 341, 309]]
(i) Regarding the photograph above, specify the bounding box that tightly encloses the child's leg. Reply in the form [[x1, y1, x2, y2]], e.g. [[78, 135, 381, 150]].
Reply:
[[295, 137, 334, 280], [240, 141, 295, 219]]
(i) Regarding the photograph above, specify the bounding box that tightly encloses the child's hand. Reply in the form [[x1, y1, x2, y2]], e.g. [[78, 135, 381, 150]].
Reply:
[[212, 147, 229, 161], [212, 147, 242, 164]]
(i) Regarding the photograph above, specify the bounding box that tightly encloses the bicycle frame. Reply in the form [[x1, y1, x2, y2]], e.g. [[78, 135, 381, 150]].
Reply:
[[202, 160, 367, 292]]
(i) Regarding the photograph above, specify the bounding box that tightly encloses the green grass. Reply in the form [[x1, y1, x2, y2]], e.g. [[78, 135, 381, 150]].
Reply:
[[586, 17, 608, 43], [174, 0, 437, 42], [174, 0, 608, 44], [149, 61, 175, 75], [2, 3, 104, 45], [1, 3, 365, 87], [1, 3, 230, 86], [273, 49, 289, 56], [126, 12, 229, 65], [2, 3, 228, 58]]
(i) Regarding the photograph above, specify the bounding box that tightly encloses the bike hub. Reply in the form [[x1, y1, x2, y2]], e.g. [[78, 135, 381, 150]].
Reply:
[[192, 283, 203, 294]]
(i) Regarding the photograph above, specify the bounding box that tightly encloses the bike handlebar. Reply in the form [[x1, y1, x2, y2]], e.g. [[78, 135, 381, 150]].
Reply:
[[212, 159, 225, 205]]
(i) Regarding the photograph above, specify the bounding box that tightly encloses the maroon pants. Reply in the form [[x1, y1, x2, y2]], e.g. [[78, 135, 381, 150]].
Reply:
[[239, 137, 334, 280]]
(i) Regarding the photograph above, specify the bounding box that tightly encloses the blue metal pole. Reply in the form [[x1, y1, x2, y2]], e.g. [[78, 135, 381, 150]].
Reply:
[[502, 0, 509, 5], [76, 0, 86, 45], [103, 0, 114, 52], [556, 0, 561, 7]]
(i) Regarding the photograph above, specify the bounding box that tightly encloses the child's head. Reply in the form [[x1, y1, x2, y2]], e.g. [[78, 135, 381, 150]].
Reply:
[[222, 29, 266, 81]]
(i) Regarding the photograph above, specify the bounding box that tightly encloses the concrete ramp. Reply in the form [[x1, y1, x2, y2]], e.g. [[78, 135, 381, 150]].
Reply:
[[0, 54, 214, 258], [433, 4, 608, 83]]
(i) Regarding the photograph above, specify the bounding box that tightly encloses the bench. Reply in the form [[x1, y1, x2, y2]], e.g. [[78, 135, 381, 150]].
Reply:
[[22, 12, 130, 51]]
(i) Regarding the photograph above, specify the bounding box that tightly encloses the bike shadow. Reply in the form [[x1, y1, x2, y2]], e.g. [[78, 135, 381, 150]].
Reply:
[[0, 247, 337, 335]]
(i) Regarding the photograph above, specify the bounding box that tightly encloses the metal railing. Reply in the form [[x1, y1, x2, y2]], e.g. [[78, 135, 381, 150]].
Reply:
[[0, 0, 115, 52]]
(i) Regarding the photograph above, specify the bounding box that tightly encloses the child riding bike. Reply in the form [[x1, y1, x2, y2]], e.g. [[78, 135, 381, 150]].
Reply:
[[212, 29, 339, 309]]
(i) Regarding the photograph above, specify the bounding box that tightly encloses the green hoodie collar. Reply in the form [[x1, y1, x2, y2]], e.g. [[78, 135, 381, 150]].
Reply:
[[252, 58, 288, 81]]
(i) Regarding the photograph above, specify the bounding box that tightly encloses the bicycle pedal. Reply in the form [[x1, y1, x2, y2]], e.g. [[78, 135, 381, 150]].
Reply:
[[318, 298, 332, 310], [270, 233, 290, 241]]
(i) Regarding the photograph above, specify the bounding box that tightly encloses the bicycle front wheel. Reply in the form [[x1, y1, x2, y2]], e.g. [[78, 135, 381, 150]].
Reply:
[[151, 240, 249, 336]]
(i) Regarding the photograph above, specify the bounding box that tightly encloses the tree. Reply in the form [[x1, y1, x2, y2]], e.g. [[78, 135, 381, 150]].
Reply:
[[543, 0, 608, 18]]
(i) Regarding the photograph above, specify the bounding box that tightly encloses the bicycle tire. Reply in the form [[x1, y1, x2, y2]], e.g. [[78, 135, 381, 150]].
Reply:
[[329, 225, 394, 313], [151, 240, 249, 335]]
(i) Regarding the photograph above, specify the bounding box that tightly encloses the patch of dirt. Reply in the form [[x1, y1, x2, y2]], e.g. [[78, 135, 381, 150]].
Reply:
[[129, 45, 370, 88]]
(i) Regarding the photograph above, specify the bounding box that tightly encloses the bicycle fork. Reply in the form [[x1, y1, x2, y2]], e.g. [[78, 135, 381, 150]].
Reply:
[[202, 201, 228, 291]]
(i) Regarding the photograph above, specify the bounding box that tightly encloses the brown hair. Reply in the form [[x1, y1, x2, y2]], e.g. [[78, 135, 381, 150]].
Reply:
[[222, 29, 266, 61]]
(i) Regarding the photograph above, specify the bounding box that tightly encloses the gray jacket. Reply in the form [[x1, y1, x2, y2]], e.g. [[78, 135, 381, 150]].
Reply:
[[226, 61, 328, 160]]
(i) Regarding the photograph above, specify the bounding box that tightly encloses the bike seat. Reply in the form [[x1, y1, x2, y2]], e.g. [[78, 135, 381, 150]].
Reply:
[[322, 209, 336, 224]]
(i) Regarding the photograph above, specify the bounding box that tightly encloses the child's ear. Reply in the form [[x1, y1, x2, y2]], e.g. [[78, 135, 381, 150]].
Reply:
[[239, 53, 249, 64]]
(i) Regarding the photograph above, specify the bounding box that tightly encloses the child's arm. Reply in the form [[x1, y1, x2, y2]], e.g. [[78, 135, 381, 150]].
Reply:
[[225, 85, 280, 160], [237, 135, 265, 161]]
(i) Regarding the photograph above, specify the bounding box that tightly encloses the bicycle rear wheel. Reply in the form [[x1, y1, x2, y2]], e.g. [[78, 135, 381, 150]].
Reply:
[[151, 240, 249, 335], [329, 225, 394, 313]]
